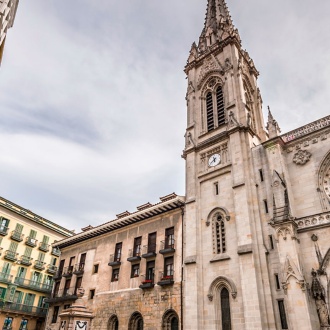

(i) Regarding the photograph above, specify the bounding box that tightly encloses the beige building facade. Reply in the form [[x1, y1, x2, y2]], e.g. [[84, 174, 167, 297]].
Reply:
[[45, 0, 330, 329], [0, 0, 19, 65], [0, 196, 72, 330]]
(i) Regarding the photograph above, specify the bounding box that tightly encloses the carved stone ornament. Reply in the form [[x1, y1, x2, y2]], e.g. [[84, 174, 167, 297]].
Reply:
[[292, 149, 312, 165], [76, 287, 85, 298], [75, 321, 88, 330]]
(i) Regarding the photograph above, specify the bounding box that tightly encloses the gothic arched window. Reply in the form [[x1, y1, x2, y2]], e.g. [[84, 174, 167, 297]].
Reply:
[[220, 288, 232, 330], [213, 214, 226, 254], [216, 86, 225, 126]]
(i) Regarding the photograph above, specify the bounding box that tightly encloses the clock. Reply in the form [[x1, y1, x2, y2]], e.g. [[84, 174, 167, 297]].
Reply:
[[208, 154, 221, 167]]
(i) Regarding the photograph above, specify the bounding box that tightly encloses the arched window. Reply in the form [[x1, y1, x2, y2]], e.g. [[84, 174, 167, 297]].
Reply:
[[213, 214, 226, 254], [162, 309, 179, 330], [108, 315, 119, 330], [220, 288, 232, 330], [206, 92, 214, 131], [216, 86, 225, 126], [128, 312, 143, 330]]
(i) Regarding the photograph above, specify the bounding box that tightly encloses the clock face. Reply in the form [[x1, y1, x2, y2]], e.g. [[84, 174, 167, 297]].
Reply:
[[208, 154, 221, 167]]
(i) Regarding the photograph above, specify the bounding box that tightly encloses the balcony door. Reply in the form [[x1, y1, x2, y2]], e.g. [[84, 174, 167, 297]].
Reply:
[[23, 293, 35, 312], [146, 261, 155, 282], [148, 233, 156, 253]]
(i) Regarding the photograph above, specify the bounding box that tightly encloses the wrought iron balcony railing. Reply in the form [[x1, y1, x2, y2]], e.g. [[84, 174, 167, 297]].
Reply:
[[62, 265, 74, 277], [159, 238, 175, 254], [25, 236, 38, 247], [157, 271, 174, 286], [0, 300, 48, 317], [141, 244, 157, 258], [108, 254, 121, 267], [47, 264, 58, 274], [0, 272, 13, 283], [39, 242, 49, 252], [73, 263, 85, 275], [10, 230, 24, 242], [0, 226, 9, 236], [34, 260, 46, 270], [20, 255, 33, 266], [45, 286, 78, 303], [14, 277, 53, 293], [51, 247, 61, 257], [127, 248, 141, 262], [4, 250, 18, 262]]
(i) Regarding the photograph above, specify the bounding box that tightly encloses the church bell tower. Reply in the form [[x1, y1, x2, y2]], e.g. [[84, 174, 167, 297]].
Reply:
[[182, 1, 275, 329]]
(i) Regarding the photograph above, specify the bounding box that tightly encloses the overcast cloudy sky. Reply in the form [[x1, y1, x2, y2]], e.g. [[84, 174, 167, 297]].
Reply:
[[0, 0, 329, 232]]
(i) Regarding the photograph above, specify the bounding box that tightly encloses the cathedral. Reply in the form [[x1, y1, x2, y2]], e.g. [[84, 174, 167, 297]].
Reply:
[[43, 0, 330, 329]]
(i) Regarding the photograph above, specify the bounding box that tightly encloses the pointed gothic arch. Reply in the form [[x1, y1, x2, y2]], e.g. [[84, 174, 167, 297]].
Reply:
[[107, 314, 119, 330], [207, 208, 230, 254], [128, 312, 143, 330], [207, 276, 236, 330], [162, 309, 179, 330]]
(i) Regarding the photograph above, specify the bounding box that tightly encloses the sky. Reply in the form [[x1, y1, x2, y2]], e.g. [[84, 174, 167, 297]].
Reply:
[[0, 0, 329, 232]]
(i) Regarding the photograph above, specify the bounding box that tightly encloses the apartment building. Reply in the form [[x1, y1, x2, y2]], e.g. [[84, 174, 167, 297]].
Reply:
[[0, 196, 72, 330], [45, 193, 184, 330]]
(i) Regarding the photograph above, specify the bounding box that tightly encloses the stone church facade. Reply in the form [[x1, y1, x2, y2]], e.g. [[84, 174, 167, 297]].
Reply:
[[45, 1, 330, 329]]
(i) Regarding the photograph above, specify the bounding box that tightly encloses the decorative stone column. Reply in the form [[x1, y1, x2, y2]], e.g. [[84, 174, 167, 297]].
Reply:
[[58, 287, 94, 330]]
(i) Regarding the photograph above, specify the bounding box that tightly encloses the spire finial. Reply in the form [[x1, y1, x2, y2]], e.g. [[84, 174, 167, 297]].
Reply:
[[266, 106, 281, 138]]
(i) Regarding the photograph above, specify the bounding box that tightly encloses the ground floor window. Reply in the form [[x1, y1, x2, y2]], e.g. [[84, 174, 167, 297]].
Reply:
[[108, 314, 119, 330], [162, 309, 179, 330], [19, 319, 28, 330], [3, 317, 13, 330], [221, 287, 231, 330], [128, 312, 143, 330]]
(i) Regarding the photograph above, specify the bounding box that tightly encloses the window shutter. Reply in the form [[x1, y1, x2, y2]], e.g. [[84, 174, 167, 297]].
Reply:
[[38, 252, 45, 262], [42, 235, 49, 244], [9, 242, 18, 252], [51, 257, 57, 266], [206, 92, 214, 131], [15, 223, 23, 233], [24, 247, 32, 258], [29, 230, 37, 239]]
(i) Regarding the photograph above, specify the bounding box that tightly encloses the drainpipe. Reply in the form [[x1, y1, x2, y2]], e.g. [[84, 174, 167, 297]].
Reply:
[[180, 206, 185, 330]]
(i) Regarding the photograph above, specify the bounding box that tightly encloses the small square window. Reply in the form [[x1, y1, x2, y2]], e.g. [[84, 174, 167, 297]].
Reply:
[[93, 264, 99, 274], [131, 264, 140, 278], [111, 268, 119, 282], [89, 289, 95, 299]]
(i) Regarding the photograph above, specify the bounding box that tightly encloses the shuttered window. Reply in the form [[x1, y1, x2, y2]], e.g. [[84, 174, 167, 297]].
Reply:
[[206, 92, 214, 131], [15, 223, 23, 233], [9, 242, 18, 252], [24, 247, 32, 258], [217, 86, 225, 126], [29, 229, 37, 238], [37, 252, 46, 262]]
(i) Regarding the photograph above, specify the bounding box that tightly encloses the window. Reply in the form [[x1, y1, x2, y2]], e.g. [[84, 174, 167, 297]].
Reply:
[[3, 317, 13, 330], [64, 279, 71, 295], [93, 264, 99, 274], [213, 214, 226, 254], [147, 232, 157, 253], [264, 200, 269, 214], [0, 217, 9, 234], [128, 312, 144, 330], [74, 277, 83, 295], [206, 92, 214, 131], [278, 300, 288, 329], [58, 259, 65, 276], [52, 306, 60, 323], [220, 288, 232, 330], [164, 257, 174, 277], [275, 274, 281, 290], [259, 169, 264, 182], [89, 289, 95, 299], [79, 253, 86, 270], [114, 243, 122, 262], [269, 235, 274, 250], [162, 310, 179, 330], [108, 315, 119, 330], [19, 319, 28, 330], [111, 268, 119, 282], [133, 237, 142, 257], [216, 86, 225, 126], [53, 281, 60, 297], [146, 260, 155, 282], [214, 182, 219, 195], [131, 264, 140, 278], [165, 227, 174, 249]]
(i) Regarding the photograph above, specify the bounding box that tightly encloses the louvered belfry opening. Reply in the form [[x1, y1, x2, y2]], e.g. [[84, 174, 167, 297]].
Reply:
[[216, 215, 226, 254], [206, 92, 214, 131], [217, 86, 225, 126], [221, 287, 232, 330]]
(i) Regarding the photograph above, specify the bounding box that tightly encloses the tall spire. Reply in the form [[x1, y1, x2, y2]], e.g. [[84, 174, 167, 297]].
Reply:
[[198, 0, 240, 51]]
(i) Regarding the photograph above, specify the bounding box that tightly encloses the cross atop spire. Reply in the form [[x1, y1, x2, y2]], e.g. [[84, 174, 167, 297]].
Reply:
[[198, 0, 240, 51]]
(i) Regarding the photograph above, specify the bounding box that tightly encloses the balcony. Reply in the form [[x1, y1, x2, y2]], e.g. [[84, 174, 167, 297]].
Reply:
[[73, 263, 85, 275], [139, 279, 154, 289], [4, 250, 18, 262], [62, 266, 74, 278], [157, 271, 174, 286], [127, 249, 141, 262], [51, 247, 61, 257], [45, 286, 78, 303], [47, 264, 58, 275], [53, 269, 63, 280], [34, 260, 46, 271], [25, 236, 38, 247], [14, 277, 53, 293], [159, 239, 175, 255], [10, 230, 24, 242], [20, 255, 32, 266], [141, 244, 157, 259], [108, 254, 121, 267], [0, 301, 48, 317], [0, 272, 13, 284], [39, 242, 50, 252], [0, 225, 9, 236]]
